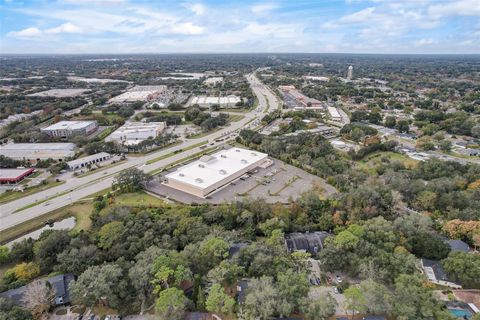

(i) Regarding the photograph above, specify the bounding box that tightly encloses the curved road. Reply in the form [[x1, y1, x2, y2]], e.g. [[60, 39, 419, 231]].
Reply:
[[0, 73, 280, 233]]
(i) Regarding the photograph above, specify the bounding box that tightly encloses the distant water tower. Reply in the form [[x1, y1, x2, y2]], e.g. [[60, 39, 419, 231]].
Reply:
[[347, 65, 353, 80]]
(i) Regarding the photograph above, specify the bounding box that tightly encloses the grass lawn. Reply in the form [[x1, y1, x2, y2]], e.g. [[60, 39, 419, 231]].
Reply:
[[228, 114, 245, 122], [113, 191, 164, 207], [1, 200, 94, 245], [69, 201, 94, 232], [0, 180, 65, 205]]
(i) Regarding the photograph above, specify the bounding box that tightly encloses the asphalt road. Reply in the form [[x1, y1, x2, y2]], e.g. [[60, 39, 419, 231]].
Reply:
[[0, 73, 280, 232]]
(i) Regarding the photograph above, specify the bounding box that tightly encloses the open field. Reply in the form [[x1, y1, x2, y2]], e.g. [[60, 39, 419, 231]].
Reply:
[[113, 192, 164, 207], [356, 151, 419, 173]]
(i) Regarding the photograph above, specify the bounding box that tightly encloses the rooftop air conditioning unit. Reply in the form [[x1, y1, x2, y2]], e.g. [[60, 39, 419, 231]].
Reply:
[[179, 173, 185, 177]]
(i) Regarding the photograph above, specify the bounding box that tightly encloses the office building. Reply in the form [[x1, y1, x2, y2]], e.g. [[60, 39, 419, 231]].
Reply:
[[106, 122, 166, 145], [41, 121, 98, 137]]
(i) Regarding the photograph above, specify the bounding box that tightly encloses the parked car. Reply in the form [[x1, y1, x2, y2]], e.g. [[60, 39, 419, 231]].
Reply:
[[336, 275, 342, 283], [333, 286, 339, 294]]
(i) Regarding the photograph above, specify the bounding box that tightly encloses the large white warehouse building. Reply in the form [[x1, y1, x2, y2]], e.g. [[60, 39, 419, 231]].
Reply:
[[41, 120, 98, 137], [190, 95, 241, 108], [164, 147, 268, 198], [106, 122, 166, 145], [0, 143, 76, 162]]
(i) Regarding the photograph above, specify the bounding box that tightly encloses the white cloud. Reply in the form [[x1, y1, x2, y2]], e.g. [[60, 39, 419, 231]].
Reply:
[[59, 0, 127, 4], [183, 3, 206, 15], [251, 3, 278, 14], [414, 38, 437, 46], [46, 22, 83, 34], [7, 27, 41, 39], [170, 22, 205, 35], [428, 0, 480, 17]]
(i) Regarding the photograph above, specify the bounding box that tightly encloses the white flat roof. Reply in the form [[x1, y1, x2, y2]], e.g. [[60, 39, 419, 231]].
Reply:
[[166, 147, 268, 189], [0, 143, 76, 151], [67, 152, 110, 167], [42, 120, 96, 131], [327, 106, 341, 118], [109, 122, 165, 135]]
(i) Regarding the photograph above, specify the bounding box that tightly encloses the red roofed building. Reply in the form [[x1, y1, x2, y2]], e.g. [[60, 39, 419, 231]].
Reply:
[[0, 168, 35, 184]]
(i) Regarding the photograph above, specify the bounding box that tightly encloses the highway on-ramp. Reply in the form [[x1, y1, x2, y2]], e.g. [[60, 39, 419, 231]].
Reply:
[[0, 73, 280, 233]]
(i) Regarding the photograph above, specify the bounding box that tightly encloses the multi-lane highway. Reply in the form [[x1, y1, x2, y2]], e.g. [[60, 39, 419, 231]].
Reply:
[[0, 73, 281, 233]]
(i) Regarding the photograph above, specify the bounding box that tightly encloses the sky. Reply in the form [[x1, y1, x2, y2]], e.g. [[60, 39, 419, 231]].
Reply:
[[1, 0, 479, 54]]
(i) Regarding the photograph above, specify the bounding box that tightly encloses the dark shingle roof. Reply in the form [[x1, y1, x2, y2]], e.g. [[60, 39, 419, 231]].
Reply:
[[0, 274, 74, 306], [284, 231, 331, 255], [446, 240, 470, 253], [422, 258, 449, 282]]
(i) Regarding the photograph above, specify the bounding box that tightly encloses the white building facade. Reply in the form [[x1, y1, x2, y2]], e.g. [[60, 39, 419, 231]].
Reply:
[[106, 122, 166, 145], [41, 121, 98, 137]]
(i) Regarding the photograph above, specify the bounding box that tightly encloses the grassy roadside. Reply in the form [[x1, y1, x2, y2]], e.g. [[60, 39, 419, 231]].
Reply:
[[187, 127, 223, 139], [76, 159, 127, 178], [0, 180, 65, 205], [0, 201, 89, 245], [145, 140, 209, 165]]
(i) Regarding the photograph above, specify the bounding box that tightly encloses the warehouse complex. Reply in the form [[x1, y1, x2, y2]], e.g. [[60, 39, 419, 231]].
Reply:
[[190, 95, 241, 108], [109, 85, 167, 103], [0, 143, 76, 162], [41, 120, 98, 137], [278, 85, 323, 110], [67, 152, 112, 170], [164, 147, 269, 198], [0, 168, 35, 185], [106, 122, 166, 145]]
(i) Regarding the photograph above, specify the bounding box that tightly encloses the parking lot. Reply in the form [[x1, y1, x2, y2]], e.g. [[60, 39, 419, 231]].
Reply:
[[146, 158, 336, 204]]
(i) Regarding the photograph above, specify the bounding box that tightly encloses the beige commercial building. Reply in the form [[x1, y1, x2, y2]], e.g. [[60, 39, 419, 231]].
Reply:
[[164, 147, 268, 198]]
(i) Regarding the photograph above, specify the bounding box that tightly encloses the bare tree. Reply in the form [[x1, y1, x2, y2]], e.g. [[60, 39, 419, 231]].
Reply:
[[21, 280, 55, 320]]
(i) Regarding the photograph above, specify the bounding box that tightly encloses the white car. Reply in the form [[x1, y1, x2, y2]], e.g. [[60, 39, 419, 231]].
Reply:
[[336, 275, 342, 283], [333, 287, 339, 294]]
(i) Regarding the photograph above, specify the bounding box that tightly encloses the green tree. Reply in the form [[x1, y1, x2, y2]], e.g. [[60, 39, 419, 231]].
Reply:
[[442, 252, 480, 288], [438, 140, 452, 152], [276, 268, 310, 315], [344, 286, 368, 316], [302, 293, 337, 320], [155, 288, 188, 320], [0, 297, 32, 320], [0, 246, 10, 265], [359, 279, 392, 314], [384, 116, 396, 128], [70, 263, 127, 309], [33, 230, 70, 272], [207, 260, 243, 285], [396, 120, 410, 133], [129, 246, 165, 314], [393, 274, 455, 320], [243, 276, 278, 320], [98, 221, 124, 249], [205, 283, 235, 315], [56, 245, 100, 275], [112, 168, 152, 194]]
